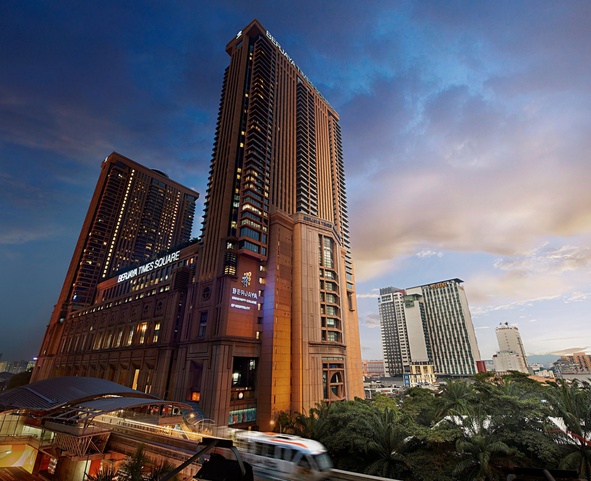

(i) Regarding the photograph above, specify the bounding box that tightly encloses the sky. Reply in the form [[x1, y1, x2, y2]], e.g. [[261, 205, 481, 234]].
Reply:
[[1, 1, 590, 363]]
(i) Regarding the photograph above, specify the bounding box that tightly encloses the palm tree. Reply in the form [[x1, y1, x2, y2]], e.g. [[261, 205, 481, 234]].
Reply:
[[437, 380, 474, 418], [144, 460, 176, 481], [451, 406, 514, 481], [116, 444, 177, 481], [360, 407, 412, 479], [86, 465, 118, 481], [454, 433, 513, 481], [117, 445, 148, 481], [286, 402, 331, 439], [545, 380, 591, 480]]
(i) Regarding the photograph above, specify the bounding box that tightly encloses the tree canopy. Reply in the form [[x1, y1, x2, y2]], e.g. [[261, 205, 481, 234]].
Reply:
[[275, 374, 588, 480]]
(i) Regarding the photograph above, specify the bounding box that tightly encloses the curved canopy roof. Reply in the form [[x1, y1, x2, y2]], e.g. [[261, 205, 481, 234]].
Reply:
[[0, 376, 192, 423]]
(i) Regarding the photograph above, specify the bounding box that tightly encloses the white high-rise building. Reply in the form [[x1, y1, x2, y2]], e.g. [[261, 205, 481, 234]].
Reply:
[[493, 323, 529, 374], [378, 288, 431, 377], [378, 287, 406, 376], [379, 279, 481, 378], [406, 279, 481, 377]]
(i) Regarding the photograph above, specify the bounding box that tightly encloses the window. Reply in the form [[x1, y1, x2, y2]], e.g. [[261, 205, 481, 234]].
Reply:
[[327, 332, 339, 342], [323, 237, 334, 268], [240, 226, 261, 241], [93, 333, 103, 350], [198, 312, 208, 338], [126, 329, 134, 346], [138, 323, 147, 344], [241, 240, 259, 253], [114, 329, 123, 348], [132, 368, 140, 390], [153, 323, 160, 343]]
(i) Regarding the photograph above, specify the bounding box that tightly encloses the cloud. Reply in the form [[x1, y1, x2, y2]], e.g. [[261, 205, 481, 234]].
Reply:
[[495, 245, 591, 274], [2, 1, 591, 360], [416, 250, 444, 258], [357, 292, 380, 299], [338, 3, 591, 283], [0, 228, 60, 245], [565, 292, 591, 303], [360, 313, 381, 329], [547, 346, 591, 356], [349, 85, 591, 281]]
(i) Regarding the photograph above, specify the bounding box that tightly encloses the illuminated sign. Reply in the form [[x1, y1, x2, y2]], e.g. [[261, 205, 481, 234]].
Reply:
[[231, 287, 258, 311], [241, 271, 252, 287], [429, 282, 448, 290], [232, 288, 257, 299], [228, 407, 256, 425], [117, 251, 181, 283]]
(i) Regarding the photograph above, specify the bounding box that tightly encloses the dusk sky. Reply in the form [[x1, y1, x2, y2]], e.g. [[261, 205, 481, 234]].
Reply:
[[1, 1, 590, 363]]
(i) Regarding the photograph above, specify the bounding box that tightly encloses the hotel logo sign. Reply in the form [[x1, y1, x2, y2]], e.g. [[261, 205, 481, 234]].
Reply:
[[117, 251, 181, 283]]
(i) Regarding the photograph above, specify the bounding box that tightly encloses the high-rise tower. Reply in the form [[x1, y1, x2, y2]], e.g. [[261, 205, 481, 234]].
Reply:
[[407, 279, 481, 376], [378, 287, 431, 377], [380, 279, 482, 379], [33, 152, 198, 382], [181, 19, 363, 427], [493, 323, 529, 373], [31, 20, 363, 429]]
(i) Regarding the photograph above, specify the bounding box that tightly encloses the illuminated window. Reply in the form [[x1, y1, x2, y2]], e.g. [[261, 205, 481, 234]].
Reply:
[[132, 368, 140, 390], [114, 329, 123, 348], [138, 323, 148, 344]]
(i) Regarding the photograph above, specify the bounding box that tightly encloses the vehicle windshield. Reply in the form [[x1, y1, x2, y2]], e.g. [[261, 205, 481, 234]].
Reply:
[[313, 453, 333, 471]]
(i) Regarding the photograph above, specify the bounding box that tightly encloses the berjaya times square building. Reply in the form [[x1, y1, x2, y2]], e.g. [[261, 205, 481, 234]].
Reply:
[[33, 19, 364, 430]]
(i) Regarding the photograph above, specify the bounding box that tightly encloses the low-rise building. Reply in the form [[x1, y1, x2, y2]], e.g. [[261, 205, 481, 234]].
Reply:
[[362, 360, 385, 379]]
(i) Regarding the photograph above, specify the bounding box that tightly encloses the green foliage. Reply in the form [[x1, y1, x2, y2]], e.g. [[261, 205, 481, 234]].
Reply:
[[275, 402, 331, 438], [404, 449, 458, 481], [86, 465, 118, 481], [118, 445, 148, 481], [274, 375, 591, 480], [545, 380, 591, 480], [360, 407, 413, 479], [143, 460, 176, 481], [454, 433, 513, 481], [101, 445, 176, 481], [314, 400, 377, 471], [371, 392, 400, 411], [436, 380, 475, 418], [398, 386, 440, 426]]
